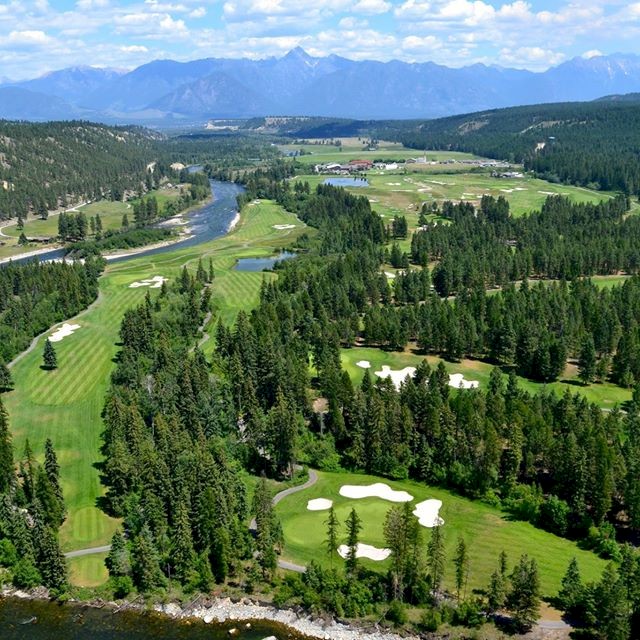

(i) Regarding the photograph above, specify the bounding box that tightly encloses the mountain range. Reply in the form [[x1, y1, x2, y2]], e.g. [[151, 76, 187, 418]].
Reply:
[[5, 49, 640, 124]]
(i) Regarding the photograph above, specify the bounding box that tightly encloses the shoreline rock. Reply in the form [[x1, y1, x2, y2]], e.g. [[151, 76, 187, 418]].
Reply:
[[1, 587, 416, 640]]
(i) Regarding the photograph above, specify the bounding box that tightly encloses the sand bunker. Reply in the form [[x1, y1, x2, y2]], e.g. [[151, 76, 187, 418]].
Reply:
[[514, 187, 528, 191], [386, 182, 402, 186], [307, 498, 333, 511], [375, 365, 416, 389], [500, 188, 514, 193], [340, 483, 413, 502], [129, 276, 167, 289], [449, 373, 479, 389], [538, 190, 556, 195], [375, 365, 480, 391], [356, 360, 371, 369], [49, 323, 81, 342], [413, 499, 444, 527], [384, 271, 396, 279], [273, 224, 296, 230], [337, 543, 391, 561]]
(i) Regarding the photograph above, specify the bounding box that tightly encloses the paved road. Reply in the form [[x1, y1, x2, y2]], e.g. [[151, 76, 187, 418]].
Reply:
[[64, 545, 111, 559]]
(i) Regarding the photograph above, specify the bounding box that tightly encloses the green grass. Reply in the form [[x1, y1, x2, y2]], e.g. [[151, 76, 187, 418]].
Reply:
[[286, 141, 481, 167], [340, 345, 631, 409], [276, 470, 606, 597], [2, 187, 182, 241], [297, 172, 614, 222], [4, 196, 306, 586], [68, 553, 109, 588]]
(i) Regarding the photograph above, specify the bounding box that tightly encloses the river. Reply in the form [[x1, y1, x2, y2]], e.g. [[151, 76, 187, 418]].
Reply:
[[0, 596, 308, 640], [7, 179, 244, 266]]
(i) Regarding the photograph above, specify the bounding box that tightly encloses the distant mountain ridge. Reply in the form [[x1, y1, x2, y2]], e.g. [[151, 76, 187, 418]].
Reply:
[[5, 50, 640, 123]]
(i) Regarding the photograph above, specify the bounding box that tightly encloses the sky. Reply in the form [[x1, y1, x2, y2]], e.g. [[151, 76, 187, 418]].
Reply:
[[1, 0, 640, 80]]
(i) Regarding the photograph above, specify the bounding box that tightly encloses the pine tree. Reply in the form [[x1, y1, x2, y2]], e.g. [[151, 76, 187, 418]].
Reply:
[[0, 397, 14, 493], [35, 467, 64, 527], [170, 496, 196, 583], [427, 524, 446, 595], [508, 554, 540, 631], [196, 258, 207, 283], [344, 507, 362, 576], [595, 564, 630, 640], [106, 529, 131, 577], [558, 558, 583, 617], [36, 524, 68, 592], [578, 334, 597, 385], [43, 339, 58, 370], [325, 505, 339, 568], [0, 360, 13, 391], [121, 213, 129, 228], [208, 258, 215, 283], [454, 536, 469, 599], [131, 524, 165, 592], [44, 438, 64, 508]]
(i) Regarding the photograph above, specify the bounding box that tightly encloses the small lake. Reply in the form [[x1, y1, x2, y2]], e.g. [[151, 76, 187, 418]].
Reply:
[[234, 251, 297, 272], [323, 177, 369, 188], [0, 597, 305, 640]]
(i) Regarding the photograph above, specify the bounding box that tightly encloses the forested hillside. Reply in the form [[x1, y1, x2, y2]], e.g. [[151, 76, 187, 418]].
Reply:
[[385, 101, 640, 194], [0, 121, 162, 220]]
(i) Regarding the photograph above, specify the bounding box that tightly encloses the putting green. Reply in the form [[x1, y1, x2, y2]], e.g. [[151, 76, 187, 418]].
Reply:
[[276, 470, 606, 597]]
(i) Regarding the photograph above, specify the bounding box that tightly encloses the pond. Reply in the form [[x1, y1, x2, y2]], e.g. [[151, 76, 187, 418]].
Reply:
[[323, 177, 369, 188], [234, 251, 297, 272]]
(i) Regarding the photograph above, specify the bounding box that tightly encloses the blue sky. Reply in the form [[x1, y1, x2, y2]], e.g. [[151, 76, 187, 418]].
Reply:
[[1, 1, 639, 80]]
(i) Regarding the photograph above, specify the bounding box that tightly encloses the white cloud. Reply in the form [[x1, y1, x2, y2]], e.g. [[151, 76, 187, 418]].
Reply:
[[499, 46, 566, 68], [338, 16, 369, 29], [582, 49, 603, 59], [352, 0, 391, 15], [120, 44, 149, 53], [189, 7, 206, 18]]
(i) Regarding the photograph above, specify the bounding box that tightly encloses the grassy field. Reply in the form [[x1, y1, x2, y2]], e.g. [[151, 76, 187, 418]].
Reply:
[[276, 470, 606, 597], [0, 187, 184, 262], [296, 172, 614, 222], [4, 196, 306, 586], [283, 139, 482, 167], [340, 345, 631, 410]]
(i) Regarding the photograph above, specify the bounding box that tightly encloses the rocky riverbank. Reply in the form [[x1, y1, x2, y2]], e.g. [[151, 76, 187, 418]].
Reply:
[[156, 597, 417, 640], [1, 588, 416, 640]]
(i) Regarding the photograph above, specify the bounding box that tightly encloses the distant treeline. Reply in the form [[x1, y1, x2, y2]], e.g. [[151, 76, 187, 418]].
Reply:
[[381, 101, 640, 194]]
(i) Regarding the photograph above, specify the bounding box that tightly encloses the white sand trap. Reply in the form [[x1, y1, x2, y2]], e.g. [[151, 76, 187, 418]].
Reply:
[[375, 365, 479, 391], [384, 271, 396, 279], [340, 483, 413, 502], [307, 498, 333, 511], [448, 373, 479, 389], [356, 360, 371, 368], [413, 499, 444, 527], [375, 365, 416, 389], [417, 187, 433, 192], [514, 187, 528, 191], [500, 188, 514, 193], [386, 182, 402, 186], [49, 323, 81, 342], [129, 275, 167, 289], [337, 543, 391, 561], [538, 190, 556, 195], [272, 224, 296, 230]]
